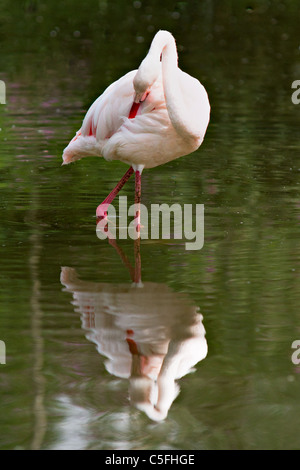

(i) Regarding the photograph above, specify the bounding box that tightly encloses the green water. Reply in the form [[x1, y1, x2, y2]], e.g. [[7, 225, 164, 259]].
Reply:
[[0, 0, 300, 450]]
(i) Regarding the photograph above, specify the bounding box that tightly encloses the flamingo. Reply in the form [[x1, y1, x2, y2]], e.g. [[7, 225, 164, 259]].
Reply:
[[60, 235, 208, 421], [62, 30, 210, 219]]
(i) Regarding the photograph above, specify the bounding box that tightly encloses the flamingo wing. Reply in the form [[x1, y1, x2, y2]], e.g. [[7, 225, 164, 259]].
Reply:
[[62, 71, 137, 164]]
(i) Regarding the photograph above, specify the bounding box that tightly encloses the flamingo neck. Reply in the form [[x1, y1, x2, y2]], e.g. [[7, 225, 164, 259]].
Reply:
[[148, 31, 199, 141], [148, 30, 178, 65], [134, 30, 205, 141]]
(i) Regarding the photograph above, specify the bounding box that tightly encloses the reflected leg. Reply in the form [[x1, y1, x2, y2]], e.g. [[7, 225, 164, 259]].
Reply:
[[134, 236, 142, 285]]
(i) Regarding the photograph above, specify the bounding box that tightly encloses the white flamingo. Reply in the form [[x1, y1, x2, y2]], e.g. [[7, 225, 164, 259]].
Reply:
[[62, 30, 210, 217]]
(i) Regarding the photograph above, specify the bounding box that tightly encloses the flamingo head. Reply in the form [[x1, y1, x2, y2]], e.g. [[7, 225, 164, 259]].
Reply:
[[133, 57, 161, 103]]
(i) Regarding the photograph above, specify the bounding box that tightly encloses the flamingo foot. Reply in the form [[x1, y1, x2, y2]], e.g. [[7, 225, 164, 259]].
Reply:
[[95, 166, 134, 219], [96, 203, 109, 219]]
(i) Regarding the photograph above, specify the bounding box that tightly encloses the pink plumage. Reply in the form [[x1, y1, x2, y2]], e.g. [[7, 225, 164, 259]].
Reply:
[[62, 30, 210, 217]]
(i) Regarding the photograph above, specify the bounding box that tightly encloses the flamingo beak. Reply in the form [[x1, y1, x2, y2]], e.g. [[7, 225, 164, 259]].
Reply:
[[134, 90, 149, 103]]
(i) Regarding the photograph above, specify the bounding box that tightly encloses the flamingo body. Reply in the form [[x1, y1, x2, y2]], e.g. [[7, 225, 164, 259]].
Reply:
[[62, 31, 210, 170]]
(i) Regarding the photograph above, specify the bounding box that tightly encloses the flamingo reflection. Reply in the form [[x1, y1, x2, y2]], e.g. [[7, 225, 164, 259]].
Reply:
[[61, 235, 207, 421]]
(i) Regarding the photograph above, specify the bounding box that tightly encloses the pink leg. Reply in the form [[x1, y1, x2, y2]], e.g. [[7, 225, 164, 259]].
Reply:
[[134, 169, 142, 234], [133, 170, 142, 283], [96, 166, 134, 218], [96, 99, 141, 219]]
